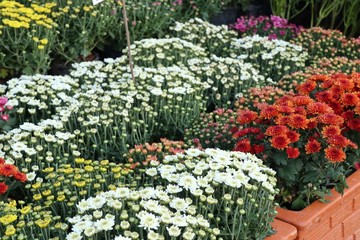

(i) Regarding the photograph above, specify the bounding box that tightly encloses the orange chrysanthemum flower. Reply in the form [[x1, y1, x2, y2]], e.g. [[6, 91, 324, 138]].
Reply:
[[337, 77, 355, 91], [235, 138, 251, 153], [305, 139, 321, 154], [296, 81, 317, 95], [0, 164, 17, 177], [324, 146, 346, 163], [307, 102, 333, 115], [327, 101, 343, 115], [275, 116, 291, 125], [340, 93, 359, 106], [342, 110, 354, 120], [318, 113, 344, 126], [315, 91, 333, 103], [275, 95, 294, 107], [293, 107, 307, 115], [307, 118, 318, 129], [270, 134, 291, 150], [327, 135, 351, 148], [277, 105, 294, 113], [237, 110, 258, 124], [321, 125, 342, 138], [309, 74, 330, 82], [14, 172, 27, 183], [286, 130, 300, 143], [288, 114, 309, 129], [265, 125, 289, 136], [259, 105, 279, 119], [286, 147, 300, 159], [292, 95, 314, 106]]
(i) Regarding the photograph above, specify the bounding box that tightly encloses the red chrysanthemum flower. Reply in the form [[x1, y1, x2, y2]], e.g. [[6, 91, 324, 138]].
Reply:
[[259, 105, 279, 119], [305, 139, 322, 154], [329, 85, 345, 98], [337, 77, 355, 91], [293, 107, 307, 115], [296, 81, 317, 95], [347, 119, 360, 131], [307, 118, 318, 129], [318, 113, 344, 125], [270, 134, 291, 150], [327, 101, 343, 115], [237, 110, 258, 124], [321, 125, 342, 138], [307, 102, 333, 115], [235, 138, 251, 153], [265, 125, 289, 136], [0, 182, 9, 195], [14, 172, 27, 182], [286, 130, 300, 143], [286, 147, 300, 158], [0, 158, 4, 164], [327, 135, 351, 148], [324, 146, 346, 163], [233, 129, 249, 138], [253, 144, 265, 154], [275, 95, 294, 107], [315, 91, 333, 102], [277, 105, 295, 113], [0, 164, 17, 177], [275, 116, 290, 125], [288, 114, 309, 129], [340, 93, 359, 107], [342, 110, 354, 120], [292, 95, 314, 106], [248, 127, 261, 134]]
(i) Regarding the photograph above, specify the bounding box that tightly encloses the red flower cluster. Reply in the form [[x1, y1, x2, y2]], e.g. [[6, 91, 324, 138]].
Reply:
[[235, 73, 360, 163], [0, 158, 27, 195]]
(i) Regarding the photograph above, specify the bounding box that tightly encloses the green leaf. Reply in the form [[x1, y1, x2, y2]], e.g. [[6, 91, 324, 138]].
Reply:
[[291, 195, 307, 210]]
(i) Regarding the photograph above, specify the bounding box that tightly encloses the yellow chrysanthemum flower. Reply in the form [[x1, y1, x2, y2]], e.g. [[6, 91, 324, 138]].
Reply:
[[0, 214, 18, 225], [5, 225, 16, 236]]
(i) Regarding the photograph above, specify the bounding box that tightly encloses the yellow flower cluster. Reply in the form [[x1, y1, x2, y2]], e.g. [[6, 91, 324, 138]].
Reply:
[[0, 1, 56, 31], [0, 200, 67, 238], [27, 158, 135, 218]]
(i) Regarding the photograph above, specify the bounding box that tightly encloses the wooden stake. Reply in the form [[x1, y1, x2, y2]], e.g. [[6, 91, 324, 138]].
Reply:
[[121, 0, 136, 84]]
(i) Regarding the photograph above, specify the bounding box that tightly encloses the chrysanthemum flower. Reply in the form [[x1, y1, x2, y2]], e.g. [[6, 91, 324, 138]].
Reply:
[[236, 110, 258, 124], [286, 147, 300, 158], [347, 118, 360, 131], [324, 146, 346, 162], [296, 80, 317, 95], [0, 182, 9, 194], [318, 113, 344, 125], [265, 125, 289, 136], [292, 95, 314, 106], [327, 135, 351, 148], [337, 77, 354, 91], [286, 130, 300, 143], [340, 93, 359, 106], [288, 114, 309, 129], [321, 125, 342, 138], [315, 91, 333, 102], [307, 102, 333, 115], [275, 116, 290, 125], [234, 138, 251, 153], [305, 139, 321, 154], [259, 105, 279, 119], [270, 134, 290, 149], [0, 164, 17, 177]]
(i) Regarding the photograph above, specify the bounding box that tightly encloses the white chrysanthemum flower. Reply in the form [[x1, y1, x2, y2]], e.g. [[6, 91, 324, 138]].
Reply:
[[94, 218, 115, 231], [249, 170, 268, 183], [146, 167, 158, 177], [169, 197, 190, 212], [114, 235, 132, 240], [182, 230, 196, 240], [76, 199, 91, 213], [167, 225, 181, 237], [88, 196, 106, 209], [178, 175, 198, 191], [84, 227, 96, 237], [137, 211, 160, 231], [66, 232, 82, 240], [171, 215, 188, 227], [166, 184, 183, 194], [185, 148, 203, 157]]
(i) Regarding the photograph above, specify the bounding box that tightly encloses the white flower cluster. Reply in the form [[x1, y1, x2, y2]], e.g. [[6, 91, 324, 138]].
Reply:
[[143, 148, 278, 239], [171, 18, 238, 56], [123, 37, 207, 68], [230, 34, 308, 83], [188, 55, 265, 108], [67, 187, 218, 240]]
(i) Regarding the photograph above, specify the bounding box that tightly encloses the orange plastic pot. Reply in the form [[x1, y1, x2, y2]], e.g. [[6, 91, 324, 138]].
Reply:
[[274, 170, 360, 240]]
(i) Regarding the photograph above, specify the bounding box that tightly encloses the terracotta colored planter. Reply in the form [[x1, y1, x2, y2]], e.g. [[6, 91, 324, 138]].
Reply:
[[265, 219, 297, 240], [274, 170, 360, 240]]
